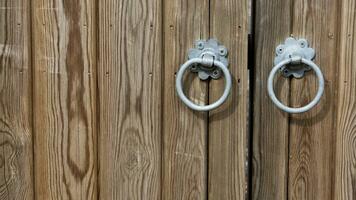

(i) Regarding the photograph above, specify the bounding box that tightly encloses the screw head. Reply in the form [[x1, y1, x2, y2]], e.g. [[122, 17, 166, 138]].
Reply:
[[298, 39, 308, 48], [190, 65, 198, 72], [276, 45, 284, 54], [211, 69, 222, 79], [218, 46, 228, 56], [196, 41, 205, 50]]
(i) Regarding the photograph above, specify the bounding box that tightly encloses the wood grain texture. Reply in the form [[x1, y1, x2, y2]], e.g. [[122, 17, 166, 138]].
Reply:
[[208, 0, 249, 199], [288, 0, 339, 199], [252, 0, 291, 199], [334, 0, 356, 199], [162, 0, 209, 199], [97, 0, 162, 199], [32, 0, 97, 199], [0, 0, 33, 199], [252, 0, 356, 199]]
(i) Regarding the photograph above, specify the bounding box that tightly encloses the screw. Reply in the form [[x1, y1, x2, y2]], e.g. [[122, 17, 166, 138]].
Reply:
[[298, 39, 307, 48], [212, 70, 221, 78], [196, 41, 204, 50], [276, 45, 284, 54], [219, 47, 227, 56]]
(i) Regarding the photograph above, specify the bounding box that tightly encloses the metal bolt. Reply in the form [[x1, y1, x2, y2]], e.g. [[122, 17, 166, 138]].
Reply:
[[276, 45, 284, 54], [218, 46, 227, 56], [299, 42, 305, 48], [298, 39, 308, 48], [196, 41, 205, 50]]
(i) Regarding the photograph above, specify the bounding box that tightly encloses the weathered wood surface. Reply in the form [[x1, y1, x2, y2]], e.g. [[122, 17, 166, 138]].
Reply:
[[208, 0, 249, 199], [253, 0, 356, 200], [252, 1, 291, 199], [334, 0, 356, 199], [162, 0, 209, 199], [1, 0, 355, 199], [32, 0, 97, 199], [0, 0, 33, 199], [97, 0, 162, 199], [288, 0, 339, 199]]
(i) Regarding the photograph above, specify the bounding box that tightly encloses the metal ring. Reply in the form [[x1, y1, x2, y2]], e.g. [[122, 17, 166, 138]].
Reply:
[[176, 58, 232, 111], [267, 58, 324, 114]]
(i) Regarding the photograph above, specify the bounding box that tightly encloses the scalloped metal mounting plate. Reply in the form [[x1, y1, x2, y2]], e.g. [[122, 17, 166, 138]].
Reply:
[[188, 39, 228, 80], [274, 37, 316, 78]]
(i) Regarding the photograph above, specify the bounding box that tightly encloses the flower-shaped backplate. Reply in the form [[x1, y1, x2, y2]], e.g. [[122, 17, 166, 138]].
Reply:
[[188, 39, 229, 80], [274, 37, 316, 78]]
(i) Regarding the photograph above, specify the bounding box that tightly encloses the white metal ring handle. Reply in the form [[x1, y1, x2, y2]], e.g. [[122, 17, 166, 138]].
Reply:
[[267, 57, 324, 113], [176, 58, 232, 111]]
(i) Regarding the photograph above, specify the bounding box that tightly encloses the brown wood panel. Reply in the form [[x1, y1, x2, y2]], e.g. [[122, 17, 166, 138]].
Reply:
[[208, 0, 249, 199], [334, 1, 356, 199], [32, 0, 97, 199], [162, 0, 209, 199], [252, 1, 291, 199], [252, 0, 356, 199], [0, 0, 33, 199], [97, 0, 162, 199], [288, 0, 339, 199]]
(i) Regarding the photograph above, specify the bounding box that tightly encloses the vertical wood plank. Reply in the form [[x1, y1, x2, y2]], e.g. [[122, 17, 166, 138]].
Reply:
[[0, 0, 33, 199], [97, 0, 162, 199], [335, 1, 356, 199], [162, 0, 209, 199], [32, 0, 97, 199], [288, 0, 339, 199], [252, 1, 291, 199], [208, 0, 249, 199]]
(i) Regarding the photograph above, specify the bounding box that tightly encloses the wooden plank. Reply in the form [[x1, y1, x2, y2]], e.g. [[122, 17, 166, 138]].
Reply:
[[288, 0, 339, 199], [162, 0, 209, 199], [32, 0, 97, 199], [251, 1, 291, 199], [0, 0, 33, 199], [208, 0, 249, 199], [252, 0, 291, 200], [97, 0, 162, 199], [334, 1, 356, 199]]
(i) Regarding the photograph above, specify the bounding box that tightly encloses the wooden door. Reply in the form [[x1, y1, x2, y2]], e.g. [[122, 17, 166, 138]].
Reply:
[[252, 0, 356, 200], [1, 0, 356, 199], [0, 0, 248, 199]]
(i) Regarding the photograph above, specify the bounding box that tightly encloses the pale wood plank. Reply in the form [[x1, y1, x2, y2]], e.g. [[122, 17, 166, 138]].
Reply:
[[162, 0, 209, 199], [252, 0, 291, 199], [32, 0, 97, 199], [334, 0, 356, 199], [97, 0, 162, 199], [288, 0, 339, 199], [208, 0, 249, 199], [0, 0, 33, 199]]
